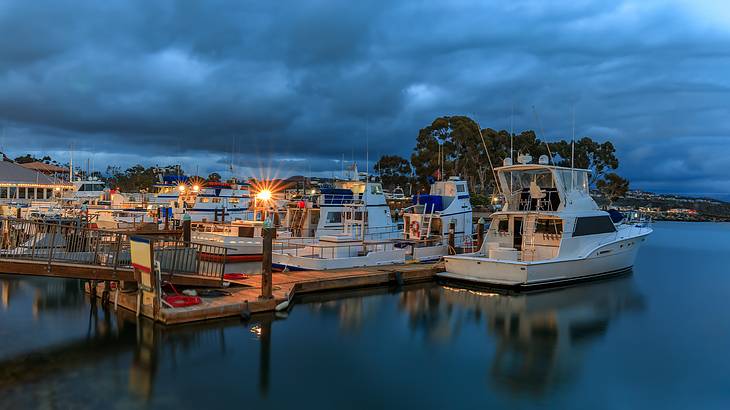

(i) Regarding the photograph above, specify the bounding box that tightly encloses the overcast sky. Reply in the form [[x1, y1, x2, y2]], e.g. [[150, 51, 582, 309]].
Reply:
[[1, 1, 729, 198]]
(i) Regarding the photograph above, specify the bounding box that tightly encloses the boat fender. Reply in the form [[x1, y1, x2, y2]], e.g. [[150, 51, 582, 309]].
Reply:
[[275, 300, 290, 311], [240, 301, 251, 321]]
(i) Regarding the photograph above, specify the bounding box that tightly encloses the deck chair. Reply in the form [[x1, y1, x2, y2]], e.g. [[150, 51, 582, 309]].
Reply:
[[529, 181, 546, 210]]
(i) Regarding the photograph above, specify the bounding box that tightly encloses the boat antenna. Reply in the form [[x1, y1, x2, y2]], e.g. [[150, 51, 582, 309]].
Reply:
[[510, 103, 514, 163], [532, 105, 553, 164], [476, 121, 502, 197], [571, 105, 576, 189]]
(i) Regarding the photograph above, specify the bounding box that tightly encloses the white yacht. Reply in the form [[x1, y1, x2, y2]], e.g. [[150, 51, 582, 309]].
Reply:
[[62, 178, 106, 203], [176, 181, 252, 222], [402, 177, 473, 252], [283, 178, 400, 239], [441, 156, 652, 288]]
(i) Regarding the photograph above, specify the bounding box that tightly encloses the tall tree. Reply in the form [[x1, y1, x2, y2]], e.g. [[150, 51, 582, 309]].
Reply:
[[596, 173, 629, 206], [374, 155, 412, 190]]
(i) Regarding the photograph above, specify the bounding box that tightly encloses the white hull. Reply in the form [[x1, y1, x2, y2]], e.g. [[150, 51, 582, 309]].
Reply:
[[441, 233, 650, 288], [273, 247, 407, 271]]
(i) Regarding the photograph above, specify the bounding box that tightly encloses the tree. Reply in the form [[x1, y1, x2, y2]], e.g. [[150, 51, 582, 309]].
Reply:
[[596, 173, 629, 205], [106, 165, 158, 192], [207, 172, 221, 182], [374, 155, 412, 190], [551, 138, 619, 185]]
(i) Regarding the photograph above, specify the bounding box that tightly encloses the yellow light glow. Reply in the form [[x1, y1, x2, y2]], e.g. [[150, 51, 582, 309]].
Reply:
[[193, 184, 200, 192], [256, 189, 272, 201], [178, 184, 186, 192]]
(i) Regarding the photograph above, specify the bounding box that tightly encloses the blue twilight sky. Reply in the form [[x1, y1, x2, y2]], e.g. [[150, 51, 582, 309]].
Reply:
[[0, 1, 729, 199]]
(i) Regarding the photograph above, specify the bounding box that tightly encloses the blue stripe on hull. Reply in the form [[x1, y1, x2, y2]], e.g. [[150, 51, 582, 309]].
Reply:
[[272, 263, 312, 271]]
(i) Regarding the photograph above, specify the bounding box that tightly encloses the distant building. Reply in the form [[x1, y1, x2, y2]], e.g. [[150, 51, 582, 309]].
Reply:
[[19, 161, 69, 178], [0, 161, 72, 202]]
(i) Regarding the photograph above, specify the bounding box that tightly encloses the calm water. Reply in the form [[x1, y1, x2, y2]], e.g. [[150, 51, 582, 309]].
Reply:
[[1, 222, 729, 409]]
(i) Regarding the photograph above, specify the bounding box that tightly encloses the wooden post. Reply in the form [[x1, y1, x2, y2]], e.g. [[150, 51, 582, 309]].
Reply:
[[182, 215, 191, 243], [448, 219, 456, 255], [163, 208, 169, 231], [477, 217, 485, 251], [214, 208, 219, 222], [260, 227, 274, 300]]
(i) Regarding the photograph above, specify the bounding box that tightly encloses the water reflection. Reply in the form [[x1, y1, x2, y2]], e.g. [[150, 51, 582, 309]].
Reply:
[[402, 278, 645, 394], [1, 274, 644, 406]]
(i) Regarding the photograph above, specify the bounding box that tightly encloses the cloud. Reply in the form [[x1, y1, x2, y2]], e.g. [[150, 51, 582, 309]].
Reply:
[[0, 0, 729, 198]]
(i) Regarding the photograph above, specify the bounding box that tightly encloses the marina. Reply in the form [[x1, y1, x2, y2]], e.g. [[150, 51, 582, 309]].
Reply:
[[2, 1, 730, 407]]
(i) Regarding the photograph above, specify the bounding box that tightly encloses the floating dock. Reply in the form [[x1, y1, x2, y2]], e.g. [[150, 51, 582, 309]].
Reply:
[[94, 262, 440, 325]]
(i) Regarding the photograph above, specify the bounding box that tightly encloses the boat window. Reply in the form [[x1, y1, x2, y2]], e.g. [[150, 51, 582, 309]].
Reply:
[[229, 198, 239, 204], [497, 219, 509, 233], [237, 226, 255, 237], [573, 216, 616, 236], [370, 184, 383, 195], [456, 184, 466, 193], [212, 198, 221, 203], [326, 212, 342, 224], [535, 219, 563, 234], [201, 198, 210, 203]]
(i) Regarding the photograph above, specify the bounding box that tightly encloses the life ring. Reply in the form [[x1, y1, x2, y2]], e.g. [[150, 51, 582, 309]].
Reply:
[[409, 220, 421, 239]]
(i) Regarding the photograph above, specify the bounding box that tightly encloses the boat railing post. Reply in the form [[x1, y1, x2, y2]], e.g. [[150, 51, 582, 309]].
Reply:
[[477, 217, 485, 252], [47, 224, 57, 271]]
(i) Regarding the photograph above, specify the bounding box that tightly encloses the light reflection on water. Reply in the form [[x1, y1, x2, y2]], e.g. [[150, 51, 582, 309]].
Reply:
[[1, 222, 729, 409]]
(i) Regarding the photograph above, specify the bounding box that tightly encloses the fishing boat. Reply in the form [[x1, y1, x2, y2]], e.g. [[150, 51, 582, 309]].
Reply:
[[176, 181, 252, 222], [441, 155, 652, 288], [149, 175, 188, 205], [402, 176, 473, 259], [282, 177, 400, 239]]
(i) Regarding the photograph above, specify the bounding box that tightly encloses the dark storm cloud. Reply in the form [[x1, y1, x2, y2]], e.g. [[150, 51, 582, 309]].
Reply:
[[1, 0, 729, 197]]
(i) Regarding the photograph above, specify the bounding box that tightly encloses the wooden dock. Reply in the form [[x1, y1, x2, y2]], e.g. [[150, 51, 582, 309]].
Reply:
[[97, 262, 441, 325]]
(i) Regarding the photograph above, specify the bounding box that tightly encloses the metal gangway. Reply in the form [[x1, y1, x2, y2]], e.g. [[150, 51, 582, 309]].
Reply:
[[0, 217, 228, 286]]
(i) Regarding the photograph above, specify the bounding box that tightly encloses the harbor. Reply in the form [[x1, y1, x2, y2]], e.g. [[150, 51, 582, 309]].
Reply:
[[3, 1, 730, 408]]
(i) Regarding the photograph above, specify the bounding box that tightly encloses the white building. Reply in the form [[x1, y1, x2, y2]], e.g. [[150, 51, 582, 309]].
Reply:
[[0, 160, 73, 202]]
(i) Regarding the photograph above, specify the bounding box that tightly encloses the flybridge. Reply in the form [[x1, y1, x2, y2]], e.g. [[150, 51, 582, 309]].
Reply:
[[496, 163, 595, 213]]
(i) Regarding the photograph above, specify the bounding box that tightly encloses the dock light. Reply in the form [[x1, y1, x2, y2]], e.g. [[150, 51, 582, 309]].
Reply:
[[178, 184, 186, 192], [256, 189, 272, 201], [193, 184, 200, 192]]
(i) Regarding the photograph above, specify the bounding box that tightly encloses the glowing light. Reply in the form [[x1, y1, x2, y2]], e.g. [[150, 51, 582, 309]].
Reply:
[[193, 184, 200, 192], [178, 184, 186, 192], [256, 189, 272, 201]]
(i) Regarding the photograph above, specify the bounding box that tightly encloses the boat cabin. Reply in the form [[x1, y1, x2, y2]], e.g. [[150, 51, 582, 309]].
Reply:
[[484, 163, 615, 262]]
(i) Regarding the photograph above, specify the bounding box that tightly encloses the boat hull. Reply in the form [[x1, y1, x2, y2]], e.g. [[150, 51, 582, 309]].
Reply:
[[441, 234, 649, 288]]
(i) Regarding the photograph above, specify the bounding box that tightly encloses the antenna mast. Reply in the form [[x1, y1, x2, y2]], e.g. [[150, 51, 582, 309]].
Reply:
[[532, 106, 553, 164], [476, 122, 502, 197]]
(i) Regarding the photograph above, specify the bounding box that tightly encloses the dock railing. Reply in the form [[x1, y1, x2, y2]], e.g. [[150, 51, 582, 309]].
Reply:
[[0, 216, 227, 284]]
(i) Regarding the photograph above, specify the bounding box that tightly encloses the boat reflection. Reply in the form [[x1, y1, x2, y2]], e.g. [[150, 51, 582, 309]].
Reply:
[[401, 277, 645, 394]]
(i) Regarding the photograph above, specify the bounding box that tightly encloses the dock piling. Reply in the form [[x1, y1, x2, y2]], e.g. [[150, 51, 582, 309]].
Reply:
[[260, 227, 274, 300], [477, 217, 485, 251], [448, 220, 456, 255]]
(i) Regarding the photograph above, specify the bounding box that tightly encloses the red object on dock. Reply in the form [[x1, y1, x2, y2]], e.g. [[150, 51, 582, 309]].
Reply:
[[163, 295, 202, 308], [223, 273, 249, 280], [162, 282, 202, 308]]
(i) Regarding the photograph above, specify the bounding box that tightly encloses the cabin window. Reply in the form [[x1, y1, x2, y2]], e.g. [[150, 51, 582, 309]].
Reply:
[[237, 226, 255, 237], [326, 212, 342, 224], [229, 198, 239, 204], [212, 198, 221, 203], [573, 216, 616, 236], [201, 198, 210, 203], [497, 219, 509, 233], [456, 184, 466, 193], [370, 185, 383, 195], [535, 219, 563, 234]]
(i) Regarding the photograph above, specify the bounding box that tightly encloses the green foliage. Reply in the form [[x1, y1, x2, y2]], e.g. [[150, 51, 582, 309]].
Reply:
[[207, 172, 222, 182], [374, 155, 412, 190], [596, 173, 630, 205], [105, 164, 183, 192], [13, 154, 55, 164], [411, 115, 626, 196]]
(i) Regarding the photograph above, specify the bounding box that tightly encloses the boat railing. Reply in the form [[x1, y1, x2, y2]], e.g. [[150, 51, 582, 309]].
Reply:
[[272, 236, 400, 260]]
